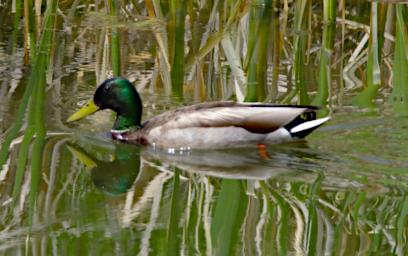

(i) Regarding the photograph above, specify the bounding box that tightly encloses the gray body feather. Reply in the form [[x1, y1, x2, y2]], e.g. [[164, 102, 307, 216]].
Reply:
[[123, 102, 327, 149]]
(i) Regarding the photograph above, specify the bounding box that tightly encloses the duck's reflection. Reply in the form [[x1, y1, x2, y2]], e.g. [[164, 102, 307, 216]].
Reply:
[[67, 133, 331, 195], [67, 135, 141, 195]]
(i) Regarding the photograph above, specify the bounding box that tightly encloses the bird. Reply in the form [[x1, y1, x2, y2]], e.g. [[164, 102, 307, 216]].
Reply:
[[67, 77, 330, 149]]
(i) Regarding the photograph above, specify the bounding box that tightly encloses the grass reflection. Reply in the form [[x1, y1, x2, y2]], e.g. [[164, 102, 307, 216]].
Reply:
[[1, 0, 408, 255], [2, 133, 407, 254]]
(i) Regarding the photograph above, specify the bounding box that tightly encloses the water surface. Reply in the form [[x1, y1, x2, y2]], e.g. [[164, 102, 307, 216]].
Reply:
[[1, 4, 408, 256]]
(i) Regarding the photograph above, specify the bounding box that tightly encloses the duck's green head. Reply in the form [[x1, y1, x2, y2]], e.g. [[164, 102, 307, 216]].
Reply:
[[67, 77, 143, 130]]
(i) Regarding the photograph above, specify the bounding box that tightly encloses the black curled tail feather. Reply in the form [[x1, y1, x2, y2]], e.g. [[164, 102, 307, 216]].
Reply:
[[284, 111, 316, 131], [284, 111, 328, 138]]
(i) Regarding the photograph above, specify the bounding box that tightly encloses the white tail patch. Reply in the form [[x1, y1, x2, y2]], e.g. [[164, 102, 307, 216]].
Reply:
[[290, 117, 331, 134]]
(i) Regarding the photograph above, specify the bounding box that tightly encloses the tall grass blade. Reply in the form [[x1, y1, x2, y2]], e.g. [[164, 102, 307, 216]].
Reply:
[[25, 0, 58, 228], [221, 35, 246, 102], [169, 0, 186, 98], [10, 0, 22, 52], [267, 1, 281, 102], [23, 0, 37, 63], [34, 0, 41, 34], [312, 0, 336, 107], [282, 0, 308, 104], [378, 3, 388, 53], [11, 100, 36, 204], [337, 0, 345, 106], [109, 0, 121, 76], [395, 196, 408, 254], [145, 0, 171, 93], [245, 1, 261, 102], [255, 1, 272, 101], [0, 84, 33, 169], [390, 4, 408, 116], [185, 32, 224, 70], [354, 2, 381, 108]]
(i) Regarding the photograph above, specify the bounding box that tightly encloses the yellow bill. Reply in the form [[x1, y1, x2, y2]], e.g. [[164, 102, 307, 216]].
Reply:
[[67, 100, 99, 122]]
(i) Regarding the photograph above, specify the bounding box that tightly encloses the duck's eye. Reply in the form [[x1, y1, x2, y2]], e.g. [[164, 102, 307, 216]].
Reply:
[[103, 84, 112, 92]]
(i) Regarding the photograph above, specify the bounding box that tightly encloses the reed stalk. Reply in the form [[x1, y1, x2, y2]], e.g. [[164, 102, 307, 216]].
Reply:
[[244, 2, 259, 102], [23, 0, 37, 63], [390, 4, 408, 116], [337, 0, 345, 106], [169, 0, 186, 98], [378, 3, 388, 53], [256, 0, 272, 102], [0, 83, 33, 168], [245, 0, 272, 102], [146, 0, 172, 93], [354, 2, 381, 108], [109, 0, 121, 76], [312, 0, 336, 107], [10, 0, 22, 52], [11, 93, 37, 204], [282, 0, 308, 104], [26, 0, 58, 227], [395, 196, 408, 254], [267, 0, 281, 102], [34, 0, 41, 35]]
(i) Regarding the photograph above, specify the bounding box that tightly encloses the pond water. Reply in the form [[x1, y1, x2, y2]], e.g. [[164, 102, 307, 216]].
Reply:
[[1, 3, 408, 256]]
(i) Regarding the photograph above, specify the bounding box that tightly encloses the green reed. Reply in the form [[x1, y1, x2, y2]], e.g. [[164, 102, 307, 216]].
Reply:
[[1, 2, 408, 253], [10, 0, 22, 52], [390, 4, 408, 116], [354, 2, 382, 108], [11, 91, 36, 203], [109, 0, 121, 76], [0, 0, 55, 170], [101, 0, 408, 107], [312, 0, 336, 107], [0, 82, 33, 168], [282, 0, 308, 105], [169, 0, 186, 97], [23, 0, 37, 62], [268, 0, 281, 102], [3, 0, 408, 125], [395, 196, 408, 254], [245, 0, 272, 102], [378, 4, 388, 54], [245, 3, 261, 102], [28, 0, 59, 227]]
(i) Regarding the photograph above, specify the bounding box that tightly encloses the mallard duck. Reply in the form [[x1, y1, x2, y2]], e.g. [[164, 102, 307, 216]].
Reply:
[[67, 77, 330, 149]]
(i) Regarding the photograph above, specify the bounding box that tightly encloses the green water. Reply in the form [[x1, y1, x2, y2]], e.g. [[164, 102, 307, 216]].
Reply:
[[3, 109, 408, 255], [1, 2, 408, 256]]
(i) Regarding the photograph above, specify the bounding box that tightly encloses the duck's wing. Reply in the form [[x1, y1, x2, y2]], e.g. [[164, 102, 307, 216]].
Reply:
[[140, 102, 317, 134]]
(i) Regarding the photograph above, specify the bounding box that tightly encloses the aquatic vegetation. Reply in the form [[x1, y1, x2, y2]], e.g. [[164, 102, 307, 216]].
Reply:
[[0, 0, 408, 255], [390, 4, 408, 116], [312, 0, 336, 107]]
